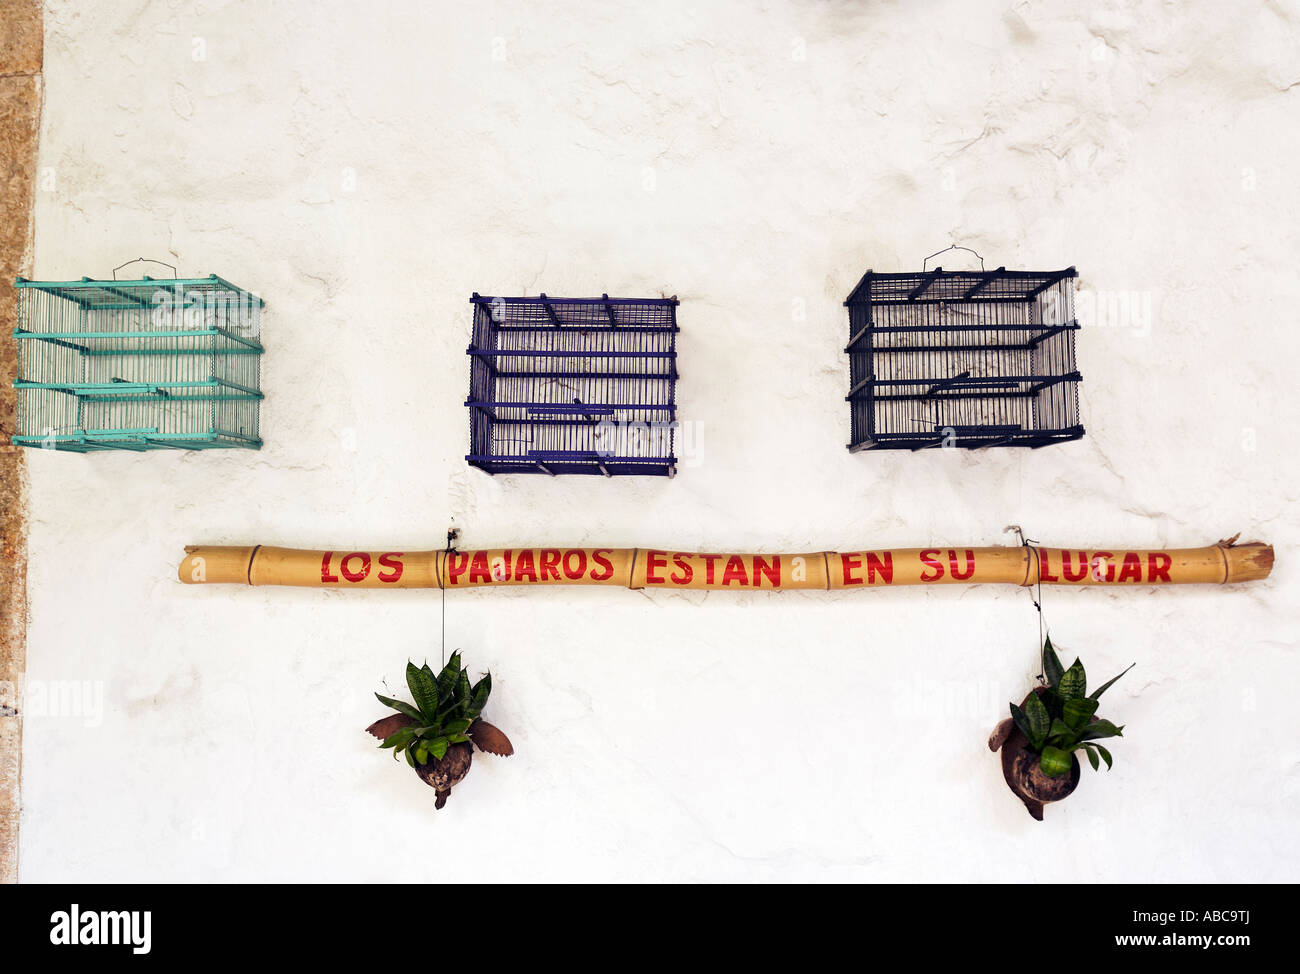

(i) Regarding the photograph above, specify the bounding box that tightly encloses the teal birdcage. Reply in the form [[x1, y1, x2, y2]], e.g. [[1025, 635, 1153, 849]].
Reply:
[[11, 274, 264, 452]]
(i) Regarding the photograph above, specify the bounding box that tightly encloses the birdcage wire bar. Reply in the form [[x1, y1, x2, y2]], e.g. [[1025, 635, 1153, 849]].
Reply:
[[466, 293, 679, 476], [844, 267, 1083, 451], [10, 275, 264, 452]]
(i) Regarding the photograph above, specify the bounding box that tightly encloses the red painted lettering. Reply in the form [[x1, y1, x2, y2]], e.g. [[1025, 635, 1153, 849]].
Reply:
[[866, 552, 893, 584], [947, 549, 974, 581], [539, 549, 561, 581], [447, 551, 468, 585], [377, 552, 403, 583], [670, 553, 693, 585], [1117, 552, 1143, 583], [841, 553, 864, 585], [919, 549, 944, 582], [700, 554, 723, 585], [514, 550, 537, 582], [562, 549, 587, 580], [341, 552, 371, 583], [644, 550, 668, 584], [1038, 550, 1059, 583], [1061, 550, 1088, 582], [469, 550, 491, 583], [589, 550, 614, 582], [721, 555, 749, 586], [753, 555, 780, 588], [1148, 552, 1172, 583], [321, 551, 339, 583]]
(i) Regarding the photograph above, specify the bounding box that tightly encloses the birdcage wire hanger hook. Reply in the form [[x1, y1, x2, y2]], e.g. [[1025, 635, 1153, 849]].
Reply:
[[111, 257, 178, 280], [922, 244, 985, 272]]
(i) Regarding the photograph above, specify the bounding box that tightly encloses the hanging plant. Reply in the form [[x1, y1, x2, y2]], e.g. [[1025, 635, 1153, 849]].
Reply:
[[366, 651, 514, 809], [988, 637, 1133, 820]]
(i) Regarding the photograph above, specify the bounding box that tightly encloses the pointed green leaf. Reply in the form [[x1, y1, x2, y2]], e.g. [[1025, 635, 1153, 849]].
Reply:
[[1039, 745, 1073, 777], [1022, 692, 1051, 749], [1039, 687, 1065, 721], [441, 717, 472, 737], [1063, 696, 1099, 730], [1083, 744, 1100, 771], [456, 669, 471, 710], [380, 727, 418, 751], [404, 743, 416, 768], [374, 693, 424, 723], [1043, 636, 1065, 689], [1078, 719, 1124, 741], [447, 733, 470, 744], [437, 652, 462, 703], [1009, 703, 1033, 744], [415, 744, 429, 765], [406, 661, 440, 718], [1058, 659, 1087, 700], [1048, 718, 1075, 745], [1089, 662, 1136, 700], [469, 673, 492, 717], [420, 664, 438, 707], [1094, 744, 1113, 770], [428, 737, 450, 761]]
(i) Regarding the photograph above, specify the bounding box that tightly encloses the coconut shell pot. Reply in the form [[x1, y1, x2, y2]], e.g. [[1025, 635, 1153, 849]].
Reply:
[[988, 721, 1080, 821], [367, 712, 513, 809], [988, 687, 1081, 821]]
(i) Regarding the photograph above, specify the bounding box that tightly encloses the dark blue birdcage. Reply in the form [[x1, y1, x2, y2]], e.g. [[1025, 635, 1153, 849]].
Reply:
[[466, 293, 679, 476], [844, 266, 1083, 451]]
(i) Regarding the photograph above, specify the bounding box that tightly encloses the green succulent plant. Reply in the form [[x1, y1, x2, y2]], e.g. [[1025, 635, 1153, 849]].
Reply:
[[1009, 636, 1134, 777], [374, 651, 491, 767]]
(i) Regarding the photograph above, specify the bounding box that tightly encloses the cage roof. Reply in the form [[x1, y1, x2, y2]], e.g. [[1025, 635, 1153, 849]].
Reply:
[[14, 274, 264, 309], [845, 267, 1076, 306], [470, 292, 678, 329], [470, 292, 678, 306]]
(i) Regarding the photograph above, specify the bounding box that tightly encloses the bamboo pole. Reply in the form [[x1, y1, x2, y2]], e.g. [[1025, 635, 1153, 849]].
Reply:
[[178, 538, 1273, 592]]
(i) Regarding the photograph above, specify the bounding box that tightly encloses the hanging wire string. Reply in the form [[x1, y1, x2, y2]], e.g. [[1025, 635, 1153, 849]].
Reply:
[[1006, 524, 1046, 681], [437, 528, 458, 666]]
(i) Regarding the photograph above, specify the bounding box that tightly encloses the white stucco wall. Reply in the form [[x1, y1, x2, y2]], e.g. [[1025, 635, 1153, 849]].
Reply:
[[17, 0, 1299, 881]]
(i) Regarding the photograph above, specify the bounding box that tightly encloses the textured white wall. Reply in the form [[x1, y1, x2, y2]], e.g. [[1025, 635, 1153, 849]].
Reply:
[[18, 0, 1300, 881]]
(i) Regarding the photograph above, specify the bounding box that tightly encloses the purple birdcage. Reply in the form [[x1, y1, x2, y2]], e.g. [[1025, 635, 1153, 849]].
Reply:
[[465, 293, 679, 476]]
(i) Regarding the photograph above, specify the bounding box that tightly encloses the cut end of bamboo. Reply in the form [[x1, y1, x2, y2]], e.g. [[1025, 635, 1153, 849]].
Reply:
[[178, 545, 257, 585], [1222, 542, 1274, 584]]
